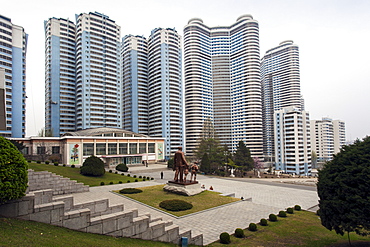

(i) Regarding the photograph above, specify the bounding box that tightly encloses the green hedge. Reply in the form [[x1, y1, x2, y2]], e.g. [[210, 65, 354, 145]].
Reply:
[[159, 199, 193, 212]]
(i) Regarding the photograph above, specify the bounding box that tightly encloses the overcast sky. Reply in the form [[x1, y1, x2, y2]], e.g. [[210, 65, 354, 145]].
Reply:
[[3, 0, 370, 141]]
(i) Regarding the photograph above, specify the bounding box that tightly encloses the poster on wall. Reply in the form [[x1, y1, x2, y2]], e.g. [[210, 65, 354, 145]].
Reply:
[[70, 144, 79, 165], [157, 143, 163, 160]]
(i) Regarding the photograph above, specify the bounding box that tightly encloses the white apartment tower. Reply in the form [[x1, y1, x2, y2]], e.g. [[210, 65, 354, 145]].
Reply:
[[0, 15, 27, 138], [75, 12, 121, 130], [310, 117, 345, 162], [184, 15, 263, 157], [44, 18, 76, 136], [261, 40, 303, 162], [121, 35, 148, 134], [147, 28, 183, 159], [274, 107, 311, 175]]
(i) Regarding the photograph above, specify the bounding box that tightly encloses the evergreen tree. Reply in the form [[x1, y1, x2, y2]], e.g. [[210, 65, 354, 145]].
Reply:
[[200, 153, 211, 174], [233, 141, 253, 171], [317, 136, 370, 241]]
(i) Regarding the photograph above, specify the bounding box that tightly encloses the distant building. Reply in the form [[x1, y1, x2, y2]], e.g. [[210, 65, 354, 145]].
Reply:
[[310, 117, 345, 162], [44, 18, 76, 136], [183, 15, 263, 157], [0, 15, 28, 137], [274, 107, 311, 175], [11, 127, 165, 167], [261, 40, 304, 164]]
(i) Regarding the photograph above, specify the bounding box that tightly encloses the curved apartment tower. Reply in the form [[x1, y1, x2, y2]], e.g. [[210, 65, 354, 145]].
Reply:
[[148, 28, 183, 159], [184, 15, 263, 157], [261, 40, 303, 161], [0, 15, 27, 138], [44, 18, 76, 136], [75, 12, 121, 130], [121, 35, 148, 134]]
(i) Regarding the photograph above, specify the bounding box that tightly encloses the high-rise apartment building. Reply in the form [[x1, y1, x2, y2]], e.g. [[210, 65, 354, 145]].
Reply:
[[274, 106, 311, 175], [184, 15, 263, 157], [261, 40, 303, 162], [44, 18, 76, 136], [310, 117, 345, 162], [121, 35, 148, 134], [147, 28, 183, 158], [0, 15, 27, 138], [75, 12, 122, 130]]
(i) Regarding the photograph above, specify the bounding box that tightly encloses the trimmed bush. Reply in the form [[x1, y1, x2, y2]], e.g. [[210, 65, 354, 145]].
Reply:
[[159, 199, 193, 212], [269, 214, 277, 222], [119, 181, 122, 184], [127, 174, 131, 177], [133, 175, 137, 178], [287, 207, 294, 214], [151, 177, 154, 180], [143, 178, 146, 181], [109, 170, 112, 173], [121, 173, 124, 176], [45, 161, 50, 164], [294, 205, 301, 211], [100, 182, 105, 186], [63, 164, 66, 167], [54, 163, 58, 166], [234, 228, 244, 238], [119, 188, 143, 194], [135, 179, 138, 182], [260, 218, 268, 226], [80, 155, 105, 177], [71, 164, 75, 168], [109, 181, 113, 185], [28, 160, 32, 163], [116, 163, 128, 172], [127, 180, 131, 183], [36, 161, 41, 164], [0, 136, 28, 204], [248, 223, 257, 231], [278, 211, 287, 217], [139, 175, 142, 179], [115, 171, 118, 174], [220, 232, 231, 244]]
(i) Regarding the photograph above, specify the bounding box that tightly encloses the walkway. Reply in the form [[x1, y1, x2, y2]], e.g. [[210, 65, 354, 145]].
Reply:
[[70, 164, 319, 245]]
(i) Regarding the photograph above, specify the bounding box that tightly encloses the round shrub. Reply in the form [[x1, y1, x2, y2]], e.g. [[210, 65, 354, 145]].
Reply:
[[127, 180, 131, 183], [220, 232, 231, 244], [287, 207, 294, 214], [127, 174, 131, 177], [135, 179, 138, 182], [36, 160, 41, 164], [269, 214, 277, 222], [115, 171, 118, 174], [100, 182, 105, 186], [28, 160, 31, 163], [260, 218, 268, 226], [119, 181, 122, 184], [109, 170, 112, 173], [121, 173, 124, 176], [80, 155, 105, 177], [248, 223, 257, 231], [116, 163, 129, 172], [63, 164, 66, 167], [159, 199, 193, 212], [119, 188, 143, 194], [0, 136, 28, 204], [133, 175, 137, 178], [151, 177, 154, 180], [45, 161, 50, 164], [278, 211, 287, 217], [143, 178, 146, 181], [71, 164, 75, 168], [139, 176, 142, 179], [234, 228, 244, 238], [54, 163, 58, 166], [294, 205, 301, 211], [109, 181, 113, 185]]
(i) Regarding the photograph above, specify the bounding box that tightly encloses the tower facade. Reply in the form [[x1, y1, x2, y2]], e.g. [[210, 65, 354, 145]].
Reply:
[[75, 12, 122, 130], [44, 18, 76, 136], [261, 40, 303, 162], [121, 35, 148, 134], [0, 15, 27, 138], [147, 28, 183, 159], [184, 15, 263, 157], [274, 107, 311, 175]]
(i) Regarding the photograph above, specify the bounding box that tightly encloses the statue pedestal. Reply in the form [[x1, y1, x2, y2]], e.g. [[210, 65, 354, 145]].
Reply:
[[163, 180, 202, 196]]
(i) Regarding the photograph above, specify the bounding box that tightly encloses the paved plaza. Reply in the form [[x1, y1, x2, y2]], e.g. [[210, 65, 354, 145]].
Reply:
[[69, 164, 319, 245]]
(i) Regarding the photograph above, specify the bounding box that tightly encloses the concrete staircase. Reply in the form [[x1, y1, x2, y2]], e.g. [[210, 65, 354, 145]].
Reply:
[[0, 171, 203, 245]]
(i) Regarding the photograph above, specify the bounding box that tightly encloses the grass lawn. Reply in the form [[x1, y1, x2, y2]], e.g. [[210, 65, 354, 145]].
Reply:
[[28, 162, 152, 187], [115, 184, 240, 217], [0, 216, 178, 247], [208, 210, 370, 247]]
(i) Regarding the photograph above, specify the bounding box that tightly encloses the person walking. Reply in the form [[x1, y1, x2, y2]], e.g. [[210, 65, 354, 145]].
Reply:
[[160, 171, 164, 179]]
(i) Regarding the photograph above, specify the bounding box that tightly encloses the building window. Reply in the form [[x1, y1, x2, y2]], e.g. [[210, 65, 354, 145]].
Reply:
[[96, 143, 106, 155], [83, 143, 94, 156], [148, 143, 155, 153], [21, 147, 29, 155], [119, 143, 127, 154], [108, 143, 117, 155], [37, 146, 46, 155], [52, 146, 60, 154], [129, 143, 137, 154], [139, 143, 146, 153]]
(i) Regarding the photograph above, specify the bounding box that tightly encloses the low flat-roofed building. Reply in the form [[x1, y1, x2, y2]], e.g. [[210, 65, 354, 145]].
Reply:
[[10, 127, 165, 167]]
